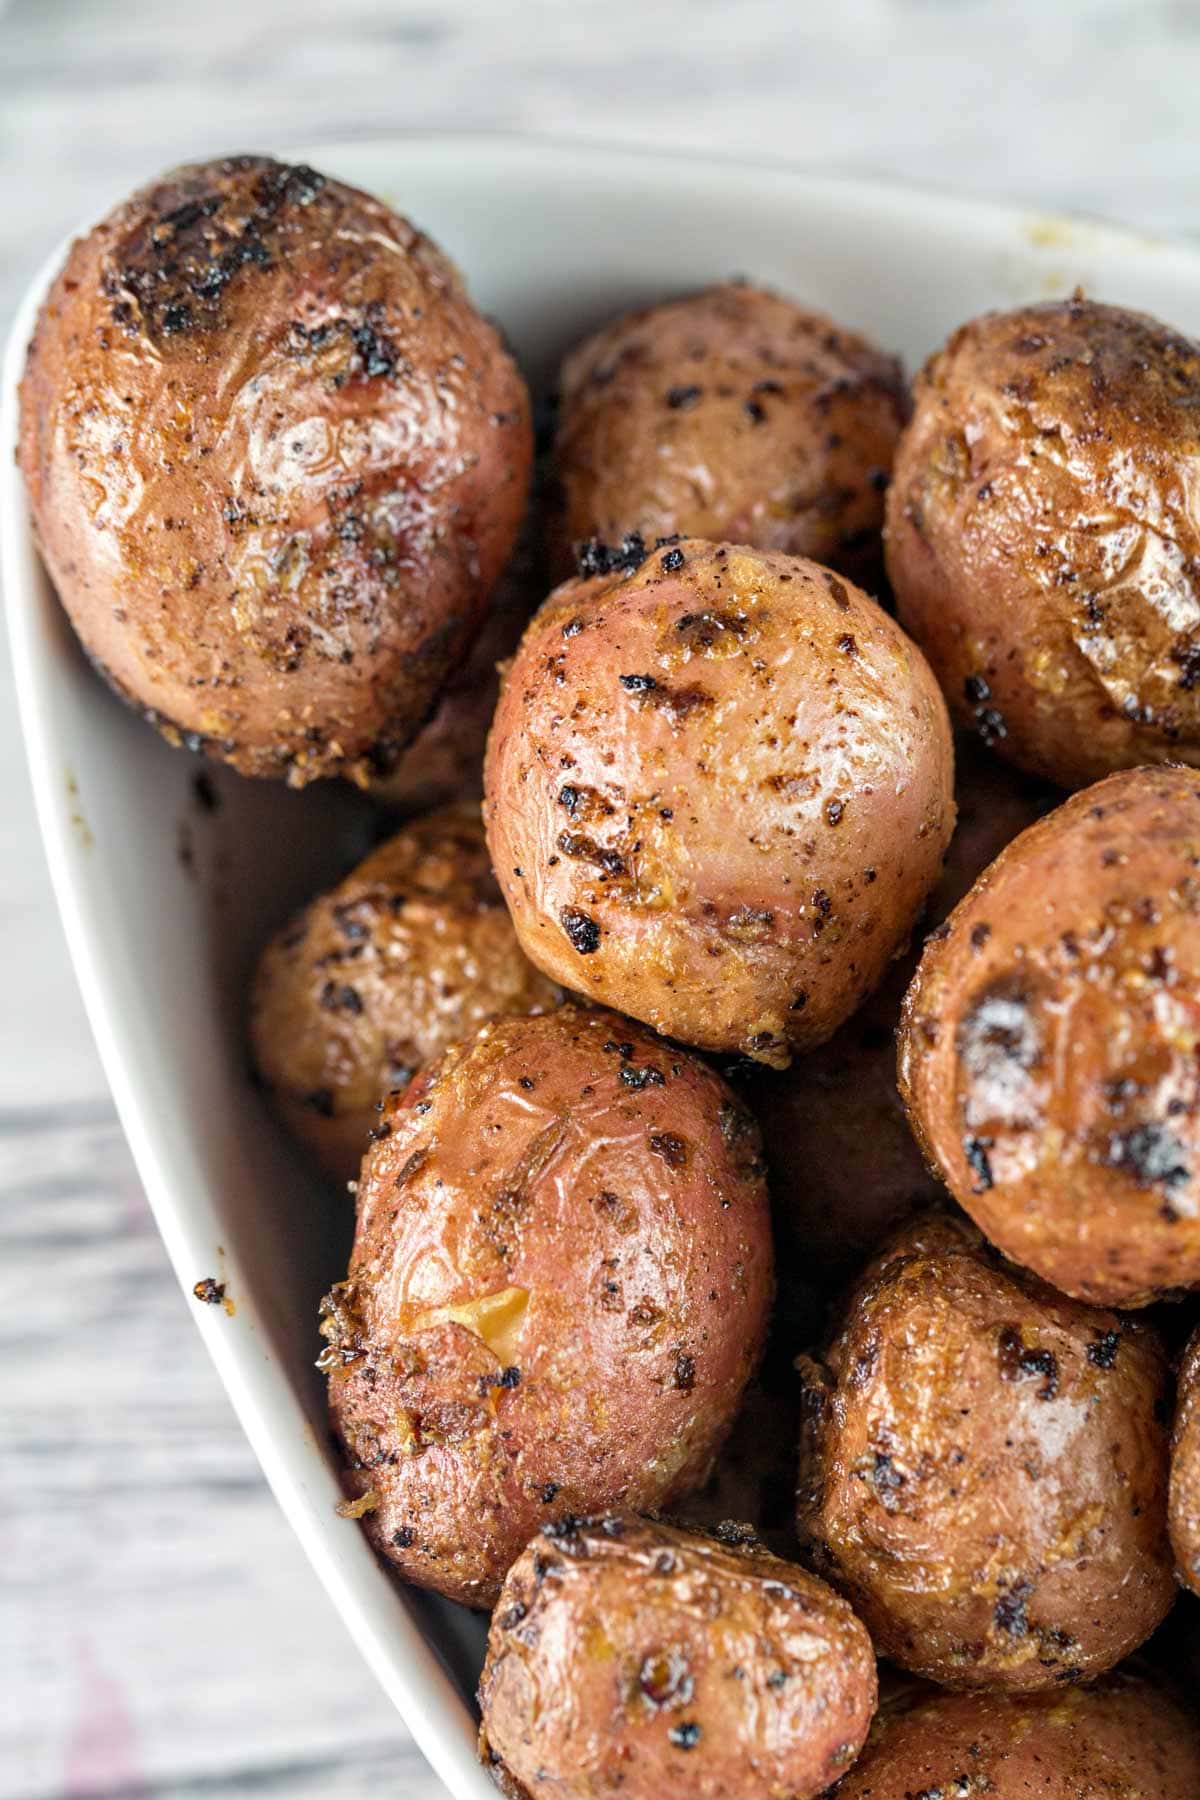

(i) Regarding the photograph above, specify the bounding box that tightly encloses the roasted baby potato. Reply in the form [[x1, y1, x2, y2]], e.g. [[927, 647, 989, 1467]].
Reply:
[[834, 1676, 1200, 1798], [548, 282, 908, 588], [478, 1515, 877, 1800], [484, 538, 954, 1066], [899, 765, 1200, 1306], [746, 737, 1056, 1286], [886, 296, 1200, 789], [18, 154, 532, 784], [1170, 1325, 1200, 1596], [321, 1007, 773, 1607], [795, 1213, 1174, 1688], [249, 803, 561, 1184]]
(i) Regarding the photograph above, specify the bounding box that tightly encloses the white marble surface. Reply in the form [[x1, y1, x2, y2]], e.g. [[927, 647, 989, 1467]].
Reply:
[[6, 1, 1200, 1794]]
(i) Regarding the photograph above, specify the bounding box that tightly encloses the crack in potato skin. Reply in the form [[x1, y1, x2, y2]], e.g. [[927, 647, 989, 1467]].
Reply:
[[323, 1006, 773, 1608]]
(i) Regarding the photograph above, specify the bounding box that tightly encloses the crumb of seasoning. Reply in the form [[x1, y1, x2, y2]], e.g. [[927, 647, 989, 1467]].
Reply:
[[665, 384, 702, 410], [661, 546, 685, 572], [192, 1277, 226, 1306], [1087, 1330, 1121, 1370], [560, 906, 601, 954], [336, 1488, 380, 1519], [668, 1722, 701, 1750]]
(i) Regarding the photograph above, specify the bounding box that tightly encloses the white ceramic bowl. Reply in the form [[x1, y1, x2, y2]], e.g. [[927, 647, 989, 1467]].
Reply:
[[9, 135, 1200, 1797]]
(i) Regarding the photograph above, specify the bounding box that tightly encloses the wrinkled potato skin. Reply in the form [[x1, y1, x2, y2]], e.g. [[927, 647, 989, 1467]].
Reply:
[[899, 765, 1200, 1306], [485, 540, 954, 1065], [18, 155, 532, 784], [834, 1677, 1200, 1799], [1170, 1326, 1200, 1594], [478, 1516, 877, 1800], [249, 804, 561, 1184], [746, 739, 1056, 1284], [796, 1214, 1174, 1689], [322, 1007, 773, 1607], [886, 298, 1200, 789], [549, 283, 908, 588]]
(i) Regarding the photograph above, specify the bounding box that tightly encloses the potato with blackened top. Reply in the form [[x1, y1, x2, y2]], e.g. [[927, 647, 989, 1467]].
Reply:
[[484, 539, 954, 1066], [886, 296, 1200, 789], [899, 765, 1200, 1306], [834, 1676, 1200, 1799], [321, 1006, 772, 1607], [795, 1212, 1174, 1689], [745, 738, 1056, 1285], [548, 284, 907, 589], [478, 1515, 876, 1800], [18, 155, 532, 785], [1170, 1326, 1200, 1595], [250, 804, 561, 1185]]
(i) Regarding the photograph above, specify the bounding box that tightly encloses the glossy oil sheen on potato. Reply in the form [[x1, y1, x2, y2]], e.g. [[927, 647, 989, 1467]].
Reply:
[[479, 1515, 877, 1800], [18, 155, 532, 784], [899, 764, 1200, 1305], [795, 1215, 1174, 1689], [485, 538, 955, 1065], [886, 296, 1200, 788], [321, 1007, 773, 1607], [833, 1677, 1200, 1798], [549, 282, 907, 588]]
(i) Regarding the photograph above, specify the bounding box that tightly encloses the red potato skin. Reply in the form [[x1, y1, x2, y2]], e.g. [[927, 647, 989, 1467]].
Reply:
[[1170, 1326, 1200, 1595], [833, 1677, 1200, 1798], [899, 765, 1200, 1307], [321, 1007, 773, 1608], [885, 297, 1200, 790], [795, 1215, 1175, 1689], [249, 804, 561, 1185], [484, 539, 955, 1066], [18, 155, 532, 784], [548, 282, 908, 589], [478, 1516, 877, 1800], [744, 738, 1057, 1286]]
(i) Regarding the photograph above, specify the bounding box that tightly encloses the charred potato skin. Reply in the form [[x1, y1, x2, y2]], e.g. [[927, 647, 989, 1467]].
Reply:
[[249, 803, 561, 1184], [1170, 1325, 1200, 1594], [478, 1515, 877, 1800], [548, 284, 908, 588], [898, 765, 1200, 1306], [322, 1007, 773, 1608], [795, 1214, 1174, 1690], [833, 1677, 1200, 1799], [18, 155, 532, 785], [484, 539, 955, 1066], [745, 739, 1057, 1286], [886, 297, 1200, 789]]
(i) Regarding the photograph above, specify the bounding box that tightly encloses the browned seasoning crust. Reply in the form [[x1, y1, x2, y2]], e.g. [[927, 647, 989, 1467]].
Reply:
[[249, 802, 561, 1184], [484, 538, 955, 1066], [885, 296, 1200, 789], [548, 282, 908, 590], [832, 1674, 1200, 1798], [478, 1515, 877, 1800], [745, 737, 1056, 1286], [18, 154, 532, 785], [322, 1006, 773, 1608], [898, 764, 1200, 1306], [1169, 1324, 1200, 1594], [795, 1212, 1175, 1690]]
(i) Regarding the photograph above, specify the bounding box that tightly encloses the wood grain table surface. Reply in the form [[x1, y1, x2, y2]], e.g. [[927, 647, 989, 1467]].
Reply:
[[7, 1, 1200, 1793]]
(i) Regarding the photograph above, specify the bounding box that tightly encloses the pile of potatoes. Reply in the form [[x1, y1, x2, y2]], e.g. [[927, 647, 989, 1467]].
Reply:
[[23, 154, 1200, 1795]]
